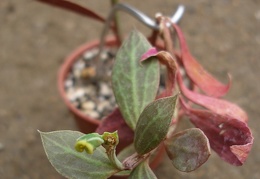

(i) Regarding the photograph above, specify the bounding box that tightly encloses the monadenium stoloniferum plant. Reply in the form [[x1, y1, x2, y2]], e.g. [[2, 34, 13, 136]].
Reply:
[[37, 1, 254, 179]]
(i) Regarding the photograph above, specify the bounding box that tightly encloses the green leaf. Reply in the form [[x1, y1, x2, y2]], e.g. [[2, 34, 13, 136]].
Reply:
[[134, 95, 178, 155], [129, 160, 157, 179], [164, 128, 211, 172], [112, 30, 160, 130], [39, 130, 119, 179]]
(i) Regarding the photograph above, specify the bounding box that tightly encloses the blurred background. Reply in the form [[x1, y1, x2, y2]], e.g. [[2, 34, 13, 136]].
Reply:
[[0, 0, 259, 178]]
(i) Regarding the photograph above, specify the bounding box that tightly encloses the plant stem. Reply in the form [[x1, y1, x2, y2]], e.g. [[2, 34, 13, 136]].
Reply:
[[106, 146, 124, 170], [148, 29, 159, 46], [122, 152, 150, 170], [110, 0, 122, 44], [101, 131, 124, 170]]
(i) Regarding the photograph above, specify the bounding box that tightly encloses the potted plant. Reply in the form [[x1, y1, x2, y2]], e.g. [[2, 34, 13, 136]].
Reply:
[[38, 0, 185, 150], [55, 1, 186, 135], [37, 0, 253, 178]]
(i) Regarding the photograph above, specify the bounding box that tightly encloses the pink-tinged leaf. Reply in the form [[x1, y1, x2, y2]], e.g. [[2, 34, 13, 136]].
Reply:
[[141, 49, 178, 97], [177, 72, 248, 122], [96, 108, 134, 151], [165, 128, 211, 172], [181, 100, 253, 166], [141, 47, 158, 61], [36, 0, 106, 23], [172, 24, 231, 97], [230, 143, 253, 164]]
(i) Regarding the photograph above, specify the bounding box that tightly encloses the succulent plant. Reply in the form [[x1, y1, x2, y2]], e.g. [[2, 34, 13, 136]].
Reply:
[[40, 28, 253, 178], [38, 0, 253, 178]]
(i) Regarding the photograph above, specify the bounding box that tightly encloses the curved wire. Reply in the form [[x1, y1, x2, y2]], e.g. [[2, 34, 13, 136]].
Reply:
[[94, 3, 185, 80], [97, 3, 185, 64], [110, 3, 185, 30], [170, 5, 185, 25], [100, 3, 185, 45]]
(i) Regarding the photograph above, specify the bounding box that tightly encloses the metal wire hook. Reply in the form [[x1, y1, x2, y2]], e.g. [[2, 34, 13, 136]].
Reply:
[[108, 3, 185, 30], [95, 3, 185, 80], [100, 3, 185, 44]]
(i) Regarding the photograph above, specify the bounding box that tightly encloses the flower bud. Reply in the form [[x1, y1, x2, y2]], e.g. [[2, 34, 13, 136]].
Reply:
[[75, 133, 104, 154]]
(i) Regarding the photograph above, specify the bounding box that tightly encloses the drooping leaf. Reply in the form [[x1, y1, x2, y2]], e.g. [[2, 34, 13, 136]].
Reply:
[[129, 160, 157, 179], [112, 30, 160, 129], [177, 72, 248, 122], [165, 128, 210, 172], [141, 48, 178, 97], [181, 101, 253, 166], [135, 95, 178, 155], [36, 0, 106, 23], [39, 130, 119, 179], [96, 108, 134, 151], [173, 24, 231, 97]]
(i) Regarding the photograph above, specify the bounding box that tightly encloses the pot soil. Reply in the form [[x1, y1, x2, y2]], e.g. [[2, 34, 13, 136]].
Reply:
[[58, 37, 119, 133]]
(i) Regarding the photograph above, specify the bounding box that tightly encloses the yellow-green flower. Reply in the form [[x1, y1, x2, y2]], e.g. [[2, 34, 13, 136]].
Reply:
[[75, 133, 104, 154]]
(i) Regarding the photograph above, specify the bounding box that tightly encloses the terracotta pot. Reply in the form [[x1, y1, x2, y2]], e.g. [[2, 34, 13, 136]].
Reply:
[[58, 36, 166, 178]]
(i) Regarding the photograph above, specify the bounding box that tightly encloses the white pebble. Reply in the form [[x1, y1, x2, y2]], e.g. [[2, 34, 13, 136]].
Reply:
[[83, 51, 94, 60], [67, 88, 86, 102], [99, 82, 111, 96], [73, 69, 82, 79], [66, 89, 77, 101], [73, 60, 85, 70], [81, 101, 95, 110], [74, 88, 85, 98], [83, 49, 98, 60], [64, 79, 73, 89], [83, 110, 100, 119]]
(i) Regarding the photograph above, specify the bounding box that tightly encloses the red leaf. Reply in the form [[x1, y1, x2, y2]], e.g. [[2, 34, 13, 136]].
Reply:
[[172, 24, 231, 97], [165, 128, 211, 172], [141, 48, 178, 97], [177, 72, 248, 122], [96, 108, 134, 151], [181, 100, 253, 166], [36, 0, 106, 23]]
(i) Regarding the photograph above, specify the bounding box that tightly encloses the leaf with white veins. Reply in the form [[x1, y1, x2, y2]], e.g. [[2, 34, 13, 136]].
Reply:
[[39, 130, 119, 179], [112, 30, 160, 130], [134, 95, 178, 155]]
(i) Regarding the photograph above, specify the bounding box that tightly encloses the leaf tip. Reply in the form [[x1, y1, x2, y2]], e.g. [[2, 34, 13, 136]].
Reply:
[[140, 47, 158, 61]]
